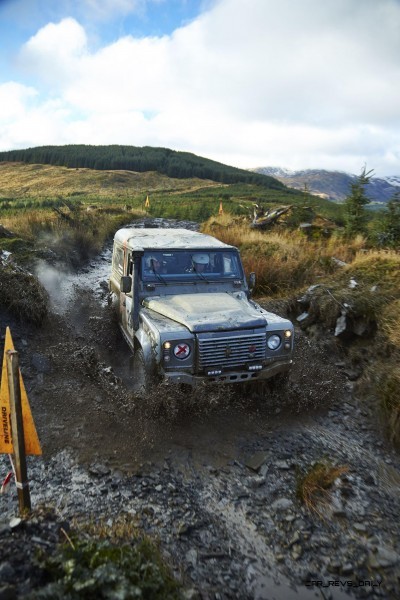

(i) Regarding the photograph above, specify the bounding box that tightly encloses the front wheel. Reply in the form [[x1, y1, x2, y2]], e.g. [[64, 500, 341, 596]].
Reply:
[[131, 348, 156, 395]]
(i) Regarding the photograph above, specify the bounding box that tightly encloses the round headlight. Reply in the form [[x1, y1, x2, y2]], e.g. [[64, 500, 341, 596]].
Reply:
[[267, 334, 281, 350], [174, 343, 191, 359]]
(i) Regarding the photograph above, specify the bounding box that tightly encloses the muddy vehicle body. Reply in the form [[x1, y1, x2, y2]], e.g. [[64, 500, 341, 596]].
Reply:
[[109, 228, 294, 392]]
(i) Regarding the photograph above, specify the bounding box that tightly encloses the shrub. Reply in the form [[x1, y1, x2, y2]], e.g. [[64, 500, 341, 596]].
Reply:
[[31, 534, 182, 599]]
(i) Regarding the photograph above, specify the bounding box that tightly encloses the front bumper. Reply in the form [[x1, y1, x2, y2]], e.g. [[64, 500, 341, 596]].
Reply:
[[163, 359, 292, 387]]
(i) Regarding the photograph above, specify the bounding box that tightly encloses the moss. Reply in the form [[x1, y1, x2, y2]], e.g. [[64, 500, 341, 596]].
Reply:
[[30, 534, 182, 599], [344, 253, 400, 291]]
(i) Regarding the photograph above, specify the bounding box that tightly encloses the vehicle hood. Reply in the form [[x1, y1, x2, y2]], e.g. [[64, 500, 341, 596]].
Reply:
[[143, 292, 267, 333]]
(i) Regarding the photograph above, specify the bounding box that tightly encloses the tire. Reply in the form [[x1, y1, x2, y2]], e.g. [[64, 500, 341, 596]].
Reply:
[[132, 348, 155, 395]]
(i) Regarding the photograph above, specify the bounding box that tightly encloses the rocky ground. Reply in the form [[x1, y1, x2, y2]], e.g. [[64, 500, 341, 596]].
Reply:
[[1, 220, 399, 599]]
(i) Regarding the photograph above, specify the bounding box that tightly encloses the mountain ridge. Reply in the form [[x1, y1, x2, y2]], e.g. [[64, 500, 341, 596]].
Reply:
[[251, 166, 400, 203]]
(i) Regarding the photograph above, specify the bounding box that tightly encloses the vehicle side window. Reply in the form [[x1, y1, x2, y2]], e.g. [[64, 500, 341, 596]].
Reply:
[[223, 254, 233, 274], [114, 246, 124, 275]]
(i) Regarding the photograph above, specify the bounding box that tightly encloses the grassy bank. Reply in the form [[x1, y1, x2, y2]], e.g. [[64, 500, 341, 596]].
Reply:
[[1, 204, 146, 265], [202, 214, 400, 449]]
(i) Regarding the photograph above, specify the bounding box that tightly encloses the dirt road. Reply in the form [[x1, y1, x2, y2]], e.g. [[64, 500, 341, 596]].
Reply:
[[1, 228, 399, 599]]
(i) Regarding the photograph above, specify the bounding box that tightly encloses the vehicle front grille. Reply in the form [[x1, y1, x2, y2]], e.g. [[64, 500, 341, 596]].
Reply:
[[197, 331, 266, 370]]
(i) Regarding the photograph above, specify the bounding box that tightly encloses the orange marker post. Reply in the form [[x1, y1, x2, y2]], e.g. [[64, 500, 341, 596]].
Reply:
[[6, 350, 31, 513], [0, 327, 42, 456], [0, 327, 42, 515]]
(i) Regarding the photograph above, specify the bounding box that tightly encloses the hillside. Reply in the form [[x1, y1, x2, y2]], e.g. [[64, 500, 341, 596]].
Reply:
[[0, 145, 285, 190], [0, 162, 222, 199], [0, 161, 343, 226], [252, 167, 400, 204]]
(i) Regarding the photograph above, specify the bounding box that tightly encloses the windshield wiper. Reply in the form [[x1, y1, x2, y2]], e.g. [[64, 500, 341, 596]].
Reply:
[[193, 269, 209, 283], [150, 259, 167, 285]]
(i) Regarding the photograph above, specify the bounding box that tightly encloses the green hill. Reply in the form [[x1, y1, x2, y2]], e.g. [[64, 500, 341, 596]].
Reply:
[[0, 144, 285, 189]]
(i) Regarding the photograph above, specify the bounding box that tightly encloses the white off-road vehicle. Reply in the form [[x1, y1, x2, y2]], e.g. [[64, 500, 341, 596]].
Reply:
[[109, 228, 294, 393]]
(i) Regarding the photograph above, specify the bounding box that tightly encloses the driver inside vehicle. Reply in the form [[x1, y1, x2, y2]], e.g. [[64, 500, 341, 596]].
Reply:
[[188, 253, 210, 273], [145, 255, 166, 274]]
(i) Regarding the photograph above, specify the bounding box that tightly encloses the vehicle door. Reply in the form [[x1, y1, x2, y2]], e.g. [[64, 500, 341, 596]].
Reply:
[[121, 252, 134, 338]]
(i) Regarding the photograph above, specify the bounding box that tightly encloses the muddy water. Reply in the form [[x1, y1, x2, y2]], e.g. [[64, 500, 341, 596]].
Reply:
[[34, 218, 333, 472], [33, 219, 366, 599]]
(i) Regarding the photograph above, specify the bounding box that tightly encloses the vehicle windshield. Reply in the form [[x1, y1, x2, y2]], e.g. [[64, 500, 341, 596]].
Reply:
[[141, 250, 244, 282]]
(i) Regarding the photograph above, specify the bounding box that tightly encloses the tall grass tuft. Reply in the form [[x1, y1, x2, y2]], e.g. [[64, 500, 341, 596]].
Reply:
[[296, 462, 349, 518]]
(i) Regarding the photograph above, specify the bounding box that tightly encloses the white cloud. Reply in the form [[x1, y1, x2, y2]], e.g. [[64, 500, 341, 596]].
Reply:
[[2, 0, 400, 175], [0, 82, 37, 119], [18, 18, 88, 87]]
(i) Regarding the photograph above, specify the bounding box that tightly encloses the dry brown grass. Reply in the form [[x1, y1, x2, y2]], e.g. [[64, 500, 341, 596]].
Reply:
[[381, 299, 400, 347], [1, 205, 146, 263], [202, 214, 368, 296], [296, 462, 349, 518], [0, 162, 219, 199]]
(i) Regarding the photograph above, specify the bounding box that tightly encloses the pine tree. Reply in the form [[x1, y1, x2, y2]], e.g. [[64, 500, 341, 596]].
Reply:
[[344, 166, 373, 236], [379, 190, 400, 247]]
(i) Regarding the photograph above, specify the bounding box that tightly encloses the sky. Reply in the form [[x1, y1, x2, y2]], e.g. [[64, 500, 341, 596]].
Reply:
[[0, 0, 400, 176]]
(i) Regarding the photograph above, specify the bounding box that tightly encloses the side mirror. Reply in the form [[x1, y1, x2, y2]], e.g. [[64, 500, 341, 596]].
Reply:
[[248, 272, 256, 292], [120, 276, 132, 293]]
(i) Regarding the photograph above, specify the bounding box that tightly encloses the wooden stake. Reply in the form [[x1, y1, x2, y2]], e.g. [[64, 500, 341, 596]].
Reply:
[[6, 350, 31, 514]]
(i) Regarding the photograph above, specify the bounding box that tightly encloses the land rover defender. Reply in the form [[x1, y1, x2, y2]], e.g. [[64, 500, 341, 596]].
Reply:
[[109, 228, 294, 393]]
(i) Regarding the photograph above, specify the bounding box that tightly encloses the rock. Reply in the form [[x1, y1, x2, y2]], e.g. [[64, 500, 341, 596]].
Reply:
[[247, 476, 266, 489], [244, 452, 268, 472], [353, 523, 368, 534], [343, 369, 361, 381], [0, 563, 15, 584], [288, 531, 301, 547], [368, 547, 400, 569], [341, 563, 354, 575], [291, 544, 302, 560], [331, 257, 347, 267], [9, 518, 22, 530], [0, 585, 17, 600], [274, 460, 291, 470], [185, 549, 198, 566], [89, 463, 111, 477], [271, 498, 293, 512], [296, 312, 309, 323], [334, 312, 347, 337], [348, 278, 358, 289]]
